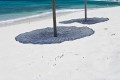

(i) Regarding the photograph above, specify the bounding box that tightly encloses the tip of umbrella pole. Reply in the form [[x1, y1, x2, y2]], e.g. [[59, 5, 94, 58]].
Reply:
[[54, 36, 57, 37], [84, 18, 87, 22], [54, 34, 57, 37]]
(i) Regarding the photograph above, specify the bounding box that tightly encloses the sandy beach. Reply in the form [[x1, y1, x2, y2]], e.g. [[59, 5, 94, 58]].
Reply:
[[0, 6, 120, 80]]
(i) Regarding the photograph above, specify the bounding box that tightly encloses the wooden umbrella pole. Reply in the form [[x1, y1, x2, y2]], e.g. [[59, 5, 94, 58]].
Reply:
[[52, 0, 57, 37], [84, 0, 87, 21]]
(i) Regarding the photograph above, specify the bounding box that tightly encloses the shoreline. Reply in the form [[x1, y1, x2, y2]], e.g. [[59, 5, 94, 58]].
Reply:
[[0, 9, 83, 27], [0, 6, 118, 27]]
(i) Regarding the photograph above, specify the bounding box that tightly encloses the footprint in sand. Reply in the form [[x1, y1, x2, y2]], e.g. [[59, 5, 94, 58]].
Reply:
[[104, 28, 108, 30], [55, 54, 64, 61], [111, 33, 116, 36]]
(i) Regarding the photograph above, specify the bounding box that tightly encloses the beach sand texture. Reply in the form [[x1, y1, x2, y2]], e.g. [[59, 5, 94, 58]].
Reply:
[[0, 6, 120, 80]]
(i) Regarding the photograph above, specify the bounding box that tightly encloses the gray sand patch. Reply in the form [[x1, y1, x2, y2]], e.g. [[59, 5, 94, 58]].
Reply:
[[15, 26, 94, 44]]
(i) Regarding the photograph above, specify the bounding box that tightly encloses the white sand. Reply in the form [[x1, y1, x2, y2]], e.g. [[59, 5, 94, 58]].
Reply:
[[0, 6, 120, 80]]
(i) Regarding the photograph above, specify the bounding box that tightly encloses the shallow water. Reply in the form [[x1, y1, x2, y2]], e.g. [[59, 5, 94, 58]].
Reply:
[[0, 0, 120, 22]]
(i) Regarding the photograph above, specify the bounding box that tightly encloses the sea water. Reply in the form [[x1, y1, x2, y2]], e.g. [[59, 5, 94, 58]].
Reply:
[[0, 0, 120, 22]]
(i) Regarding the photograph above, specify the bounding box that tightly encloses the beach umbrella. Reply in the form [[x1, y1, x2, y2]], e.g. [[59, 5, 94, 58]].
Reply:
[[52, 0, 57, 37], [51, 0, 87, 37], [84, 0, 87, 21]]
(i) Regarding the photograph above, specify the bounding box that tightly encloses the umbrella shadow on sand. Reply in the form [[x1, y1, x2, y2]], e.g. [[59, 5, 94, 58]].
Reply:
[[59, 17, 109, 24], [15, 26, 95, 44]]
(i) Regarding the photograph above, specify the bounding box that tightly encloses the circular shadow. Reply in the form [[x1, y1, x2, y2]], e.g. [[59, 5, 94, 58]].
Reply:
[[15, 26, 95, 44], [60, 17, 109, 24]]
